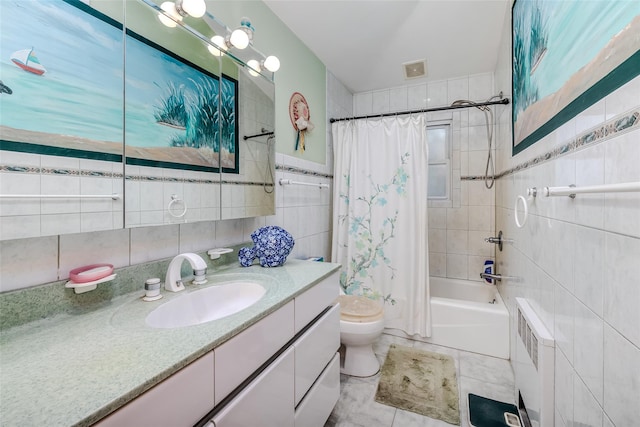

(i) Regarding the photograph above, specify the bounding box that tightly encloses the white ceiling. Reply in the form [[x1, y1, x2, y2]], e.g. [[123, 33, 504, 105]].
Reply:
[[263, 0, 511, 94]]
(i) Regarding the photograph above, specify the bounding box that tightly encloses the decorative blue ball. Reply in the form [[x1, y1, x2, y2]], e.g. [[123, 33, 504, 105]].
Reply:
[[238, 226, 295, 267]]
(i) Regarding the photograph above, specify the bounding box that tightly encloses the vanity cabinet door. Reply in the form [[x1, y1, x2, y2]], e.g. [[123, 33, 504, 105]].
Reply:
[[94, 351, 214, 427], [211, 346, 295, 427], [294, 353, 340, 427]]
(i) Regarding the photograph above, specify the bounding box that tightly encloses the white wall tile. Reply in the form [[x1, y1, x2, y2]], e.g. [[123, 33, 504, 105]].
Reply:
[[603, 324, 640, 427], [573, 226, 604, 317], [59, 229, 130, 279], [389, 87, 408, 112], [130, 225, 179, 265], [371, 90, 389, 114], [603, 232, 640, 348], [555, 348, 575, 427], [572, 376, 602, 427], [0, 236, 58, 291], [407, 83, 427, 109], [573, 300, 604, 405], [603, 130, 640, 237], [554, 283, 575, 364], [427, 80, 447, 107]]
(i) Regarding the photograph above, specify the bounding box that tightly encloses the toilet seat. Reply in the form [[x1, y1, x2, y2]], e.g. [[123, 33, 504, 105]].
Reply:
[[337, 295, 383, 323]]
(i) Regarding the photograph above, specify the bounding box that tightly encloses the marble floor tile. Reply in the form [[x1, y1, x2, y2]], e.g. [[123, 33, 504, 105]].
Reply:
[[326, 335, 515, 427], [459, 351, 514, 388]]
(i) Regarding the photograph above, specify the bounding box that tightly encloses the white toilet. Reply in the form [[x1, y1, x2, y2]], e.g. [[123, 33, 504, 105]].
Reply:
[[337, 295, 385, 377]]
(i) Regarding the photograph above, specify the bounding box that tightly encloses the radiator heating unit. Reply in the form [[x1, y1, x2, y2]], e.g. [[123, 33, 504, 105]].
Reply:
[[514, 298, 555, 427]]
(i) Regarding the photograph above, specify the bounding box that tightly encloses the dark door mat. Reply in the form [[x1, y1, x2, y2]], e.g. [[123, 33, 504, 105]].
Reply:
[[468, 394, 521, 427]]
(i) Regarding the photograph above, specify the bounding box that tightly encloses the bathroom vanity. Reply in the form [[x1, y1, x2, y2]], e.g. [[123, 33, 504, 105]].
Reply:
[[0, 259, 341, 427]]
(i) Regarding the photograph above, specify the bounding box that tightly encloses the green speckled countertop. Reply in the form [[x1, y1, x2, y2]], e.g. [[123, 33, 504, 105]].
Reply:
[[0, 259, 340, 427]]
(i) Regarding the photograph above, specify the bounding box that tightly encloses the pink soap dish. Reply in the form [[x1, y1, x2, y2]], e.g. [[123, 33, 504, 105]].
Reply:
[[69, 264, 114, 283]]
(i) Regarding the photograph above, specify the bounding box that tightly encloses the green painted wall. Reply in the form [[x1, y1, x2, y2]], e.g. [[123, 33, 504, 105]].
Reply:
[[211, 1, 327, 164]]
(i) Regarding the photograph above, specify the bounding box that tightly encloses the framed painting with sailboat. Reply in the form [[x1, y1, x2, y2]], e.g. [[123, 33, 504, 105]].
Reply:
[[512, 0, 640, 155], [0, 0, 124, 162], [0, 0, 238, 173]]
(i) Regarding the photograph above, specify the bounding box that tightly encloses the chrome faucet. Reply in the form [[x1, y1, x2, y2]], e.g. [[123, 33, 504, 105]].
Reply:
[[480, 272, 503, 282], [165, 253, 208, 292]]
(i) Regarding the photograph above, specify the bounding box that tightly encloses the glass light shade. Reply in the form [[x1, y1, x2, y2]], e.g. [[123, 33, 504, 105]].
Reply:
[[178, 0, 206, 18], [262, 56, 280, 72], [158, 2, 182, 28], [229, 28, 249, 49], [247, 59, 261, 77], [208, 35, 227, 57]]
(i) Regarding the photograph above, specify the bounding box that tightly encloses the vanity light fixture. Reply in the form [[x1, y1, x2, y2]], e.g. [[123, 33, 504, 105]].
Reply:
[[204, 17, 280, 75], [158, 0, 206, 27]]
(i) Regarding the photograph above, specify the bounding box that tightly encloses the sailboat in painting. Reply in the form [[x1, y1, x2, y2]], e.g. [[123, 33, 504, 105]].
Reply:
[[11, 48, 46, 75]]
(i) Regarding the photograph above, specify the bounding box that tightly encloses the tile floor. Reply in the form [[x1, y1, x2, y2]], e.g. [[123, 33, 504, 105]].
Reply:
[[324, 333, 515, 427]]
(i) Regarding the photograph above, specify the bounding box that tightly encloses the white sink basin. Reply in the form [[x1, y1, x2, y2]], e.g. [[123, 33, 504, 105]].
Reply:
[[146, 281, 266, 329]]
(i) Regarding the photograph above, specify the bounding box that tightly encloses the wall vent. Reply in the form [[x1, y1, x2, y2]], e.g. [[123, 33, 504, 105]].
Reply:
[[514, 298, 555, 427]]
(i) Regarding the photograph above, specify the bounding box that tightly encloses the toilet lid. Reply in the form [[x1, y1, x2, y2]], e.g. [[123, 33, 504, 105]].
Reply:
[[336, 295, 384, 323]]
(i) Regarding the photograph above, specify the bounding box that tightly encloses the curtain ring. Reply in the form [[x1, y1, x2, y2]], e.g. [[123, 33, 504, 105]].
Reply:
[[168, 194, 187, 218]]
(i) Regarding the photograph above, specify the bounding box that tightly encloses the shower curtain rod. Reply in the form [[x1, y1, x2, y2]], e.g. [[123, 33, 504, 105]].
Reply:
[[329, 98, 509, 123]]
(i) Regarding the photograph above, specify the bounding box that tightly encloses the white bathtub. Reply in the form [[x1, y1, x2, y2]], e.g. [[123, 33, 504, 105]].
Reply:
[[425, 277, 509, 359]]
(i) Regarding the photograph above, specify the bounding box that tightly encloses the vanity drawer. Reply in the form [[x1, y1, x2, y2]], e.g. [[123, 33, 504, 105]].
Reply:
[[294, 352, 340, 427], [294, 271, 339, 333], [214, 301, 294, 405], [210, 346, 295, 427], [294, 303, 340, 405], [95, 351, 214, 427]]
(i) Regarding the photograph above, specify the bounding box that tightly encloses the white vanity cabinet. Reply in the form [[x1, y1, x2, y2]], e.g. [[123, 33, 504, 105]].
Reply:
[[95, 351, 215, 427], [94, 271, 340, 427]]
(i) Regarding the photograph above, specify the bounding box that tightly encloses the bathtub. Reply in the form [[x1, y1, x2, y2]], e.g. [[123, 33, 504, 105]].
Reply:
[[424, 277, 509, 359]]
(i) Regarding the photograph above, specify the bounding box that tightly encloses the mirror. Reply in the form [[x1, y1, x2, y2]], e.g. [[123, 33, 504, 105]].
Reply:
[[0, 0, 276, 240], [124, 0, 275, 226]]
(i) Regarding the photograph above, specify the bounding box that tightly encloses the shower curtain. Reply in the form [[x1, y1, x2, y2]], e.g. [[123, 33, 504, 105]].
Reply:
[[331, 115, 431, 337]]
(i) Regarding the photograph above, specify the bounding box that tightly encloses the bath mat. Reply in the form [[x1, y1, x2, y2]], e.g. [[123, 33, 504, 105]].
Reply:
[[468, 394, 520, 427], [375, 344, 460, 425]]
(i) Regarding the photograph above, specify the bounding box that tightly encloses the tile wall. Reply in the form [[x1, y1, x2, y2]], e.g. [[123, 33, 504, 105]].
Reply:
[[493, 13, 640, 427], [0, 70, 351, 293], [353, 74, 500, 281]]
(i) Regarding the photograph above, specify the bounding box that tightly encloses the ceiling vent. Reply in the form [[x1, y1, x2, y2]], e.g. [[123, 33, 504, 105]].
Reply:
[[402, 59, 427, 79]]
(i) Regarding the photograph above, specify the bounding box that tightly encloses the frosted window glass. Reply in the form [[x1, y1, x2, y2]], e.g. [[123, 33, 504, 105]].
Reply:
[[428, 164, 448, 198], [427, 128, 447, 161]]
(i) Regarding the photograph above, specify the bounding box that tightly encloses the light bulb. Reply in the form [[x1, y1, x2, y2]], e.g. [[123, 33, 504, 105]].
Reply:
[[178, 0, 206, 18], [262, 55, 280, 72], [158, 2, 182, 28], [229, 28, 249, 49], [247, 59, 261, 77], [208, 35, 227, 57]]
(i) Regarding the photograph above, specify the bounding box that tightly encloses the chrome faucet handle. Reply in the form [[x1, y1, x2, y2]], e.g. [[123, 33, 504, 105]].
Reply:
[[484, 230, 504, 251]]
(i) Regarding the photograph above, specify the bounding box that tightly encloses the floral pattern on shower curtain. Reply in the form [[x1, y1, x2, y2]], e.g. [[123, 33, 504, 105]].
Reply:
[[331, 115, 431, 337]]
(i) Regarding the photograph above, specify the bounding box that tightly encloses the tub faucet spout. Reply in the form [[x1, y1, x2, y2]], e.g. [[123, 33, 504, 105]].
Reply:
[[480, 272, 502, 283]]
